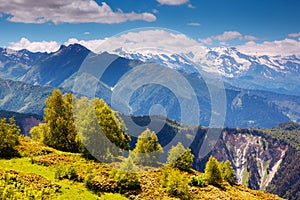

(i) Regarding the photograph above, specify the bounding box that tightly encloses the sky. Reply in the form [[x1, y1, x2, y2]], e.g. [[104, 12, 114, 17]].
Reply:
[[0, 0, 300, 56]]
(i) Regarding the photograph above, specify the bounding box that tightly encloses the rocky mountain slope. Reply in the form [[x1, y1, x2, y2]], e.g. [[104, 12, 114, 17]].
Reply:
[[190, 123, 300, 200]]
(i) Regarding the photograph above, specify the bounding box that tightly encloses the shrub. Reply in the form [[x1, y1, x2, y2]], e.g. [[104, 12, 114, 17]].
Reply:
[[84, 174, 117, 193], [54, 165, 78, 180], [190, 174, 208, 187], [161, 168, 191, 200], [167, 142, 194, 171], [114, 157, 141, 193], [14, 136, 54, 157], [33, 154, 75, 166]]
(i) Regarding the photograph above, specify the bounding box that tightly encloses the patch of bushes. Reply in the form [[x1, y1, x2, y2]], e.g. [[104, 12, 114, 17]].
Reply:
[[112, 158, 141, 193], [190, 174, 208, 187], [14, 136, 54, 157], [0, 169, 60, 199], [32, 154, 75, 166], [161, 167, 191, 200], [54, 164, 78, 180], [84, 174, 118, 193]]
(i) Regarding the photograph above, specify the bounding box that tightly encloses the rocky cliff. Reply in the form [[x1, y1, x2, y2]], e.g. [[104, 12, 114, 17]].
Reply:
[[193, 127, 299, 200]]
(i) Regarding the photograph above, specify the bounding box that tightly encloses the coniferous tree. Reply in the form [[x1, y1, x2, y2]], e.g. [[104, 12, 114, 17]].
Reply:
[[167, 142, 194, 171], [132, 128, 163, 166], [205, 156, 222, 186], [220, 160, 236, 184]]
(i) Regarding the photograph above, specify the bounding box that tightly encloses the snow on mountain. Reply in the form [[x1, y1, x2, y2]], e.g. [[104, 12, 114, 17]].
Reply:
[[1, 43, 300, 95], [112, 47, 199, 73], [111, 46, 300, 95]]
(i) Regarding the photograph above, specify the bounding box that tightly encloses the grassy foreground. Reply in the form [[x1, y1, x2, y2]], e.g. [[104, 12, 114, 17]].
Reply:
[[0, 136, 283, 200]]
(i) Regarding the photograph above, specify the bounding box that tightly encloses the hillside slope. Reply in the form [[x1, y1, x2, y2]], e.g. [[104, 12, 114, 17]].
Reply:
[[0, 137, 283, 200]]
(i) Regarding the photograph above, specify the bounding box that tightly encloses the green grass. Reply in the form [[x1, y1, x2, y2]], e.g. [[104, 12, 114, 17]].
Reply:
[[242, 168, 250, 186], [0, 157, 99, 200]]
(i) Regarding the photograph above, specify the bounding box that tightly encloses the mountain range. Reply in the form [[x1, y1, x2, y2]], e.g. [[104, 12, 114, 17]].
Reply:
[[114, 46, 300, 95], [0, 44, 300, 127]]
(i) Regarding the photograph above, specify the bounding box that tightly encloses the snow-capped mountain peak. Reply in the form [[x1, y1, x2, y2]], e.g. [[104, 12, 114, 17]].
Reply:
[[110, 45, 300, 95]]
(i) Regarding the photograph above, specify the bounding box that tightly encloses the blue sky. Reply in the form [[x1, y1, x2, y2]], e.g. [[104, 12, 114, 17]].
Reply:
[[0, 0, 300, 55]]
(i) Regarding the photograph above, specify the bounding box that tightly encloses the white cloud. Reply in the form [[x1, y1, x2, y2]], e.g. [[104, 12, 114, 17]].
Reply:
[[187, 3, 196, 8], [157, 0, 189, 6], [288, 32, 300, 38], [64, 38, 104, 52], [152, 9, 159, 14], [187, 22, 201, 26], [243, 35, 259, 41], [64, 29, 208, 63], [7, 30, 208, 57], [199, 31, 258, 45], [93, 29, 206, 55], [84, 32, 90, 35], [236, 38, 300, 56], [0, 0, 156, 24], [199, 38, 213, 45], [9, 37, 60, 53]]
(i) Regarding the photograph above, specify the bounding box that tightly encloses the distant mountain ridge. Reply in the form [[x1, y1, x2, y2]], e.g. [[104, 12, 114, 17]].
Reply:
[[0, 44, 300, 127], [112, 46, 300, 95]]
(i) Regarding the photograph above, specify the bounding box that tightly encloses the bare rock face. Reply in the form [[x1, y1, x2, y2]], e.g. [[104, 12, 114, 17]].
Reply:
[[20, 116, 43, 136], [211, 131, 288, 191], [193, 128, 297, 199]]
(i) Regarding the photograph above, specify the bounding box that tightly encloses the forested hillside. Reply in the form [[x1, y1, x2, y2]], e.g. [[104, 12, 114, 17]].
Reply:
[[0, 90, 284, 199]]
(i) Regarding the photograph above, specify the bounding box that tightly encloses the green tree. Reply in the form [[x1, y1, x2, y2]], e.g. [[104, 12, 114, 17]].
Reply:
[[205, 156, 222, 186], [43, 89, 79, 152], [132, 128, 163, 166], [30, 123, 49, 143], [74, 97, 130, 160], [95, 100, 130, 151], [167, 142, 194, 171], [0, 118, 20, 158], [220, 160, 236, 184]]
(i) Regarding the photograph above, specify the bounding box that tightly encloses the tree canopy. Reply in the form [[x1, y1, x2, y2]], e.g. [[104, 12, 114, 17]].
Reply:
[[43, 90, 79, 152], [205, 156, 223, 186], [132, 128, 163, 166], [167, 142, 194, 171], [0, 118, 20, 158]]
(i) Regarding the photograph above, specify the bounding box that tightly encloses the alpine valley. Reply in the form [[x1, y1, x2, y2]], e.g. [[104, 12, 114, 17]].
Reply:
[[0, 43, 300, 199]]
